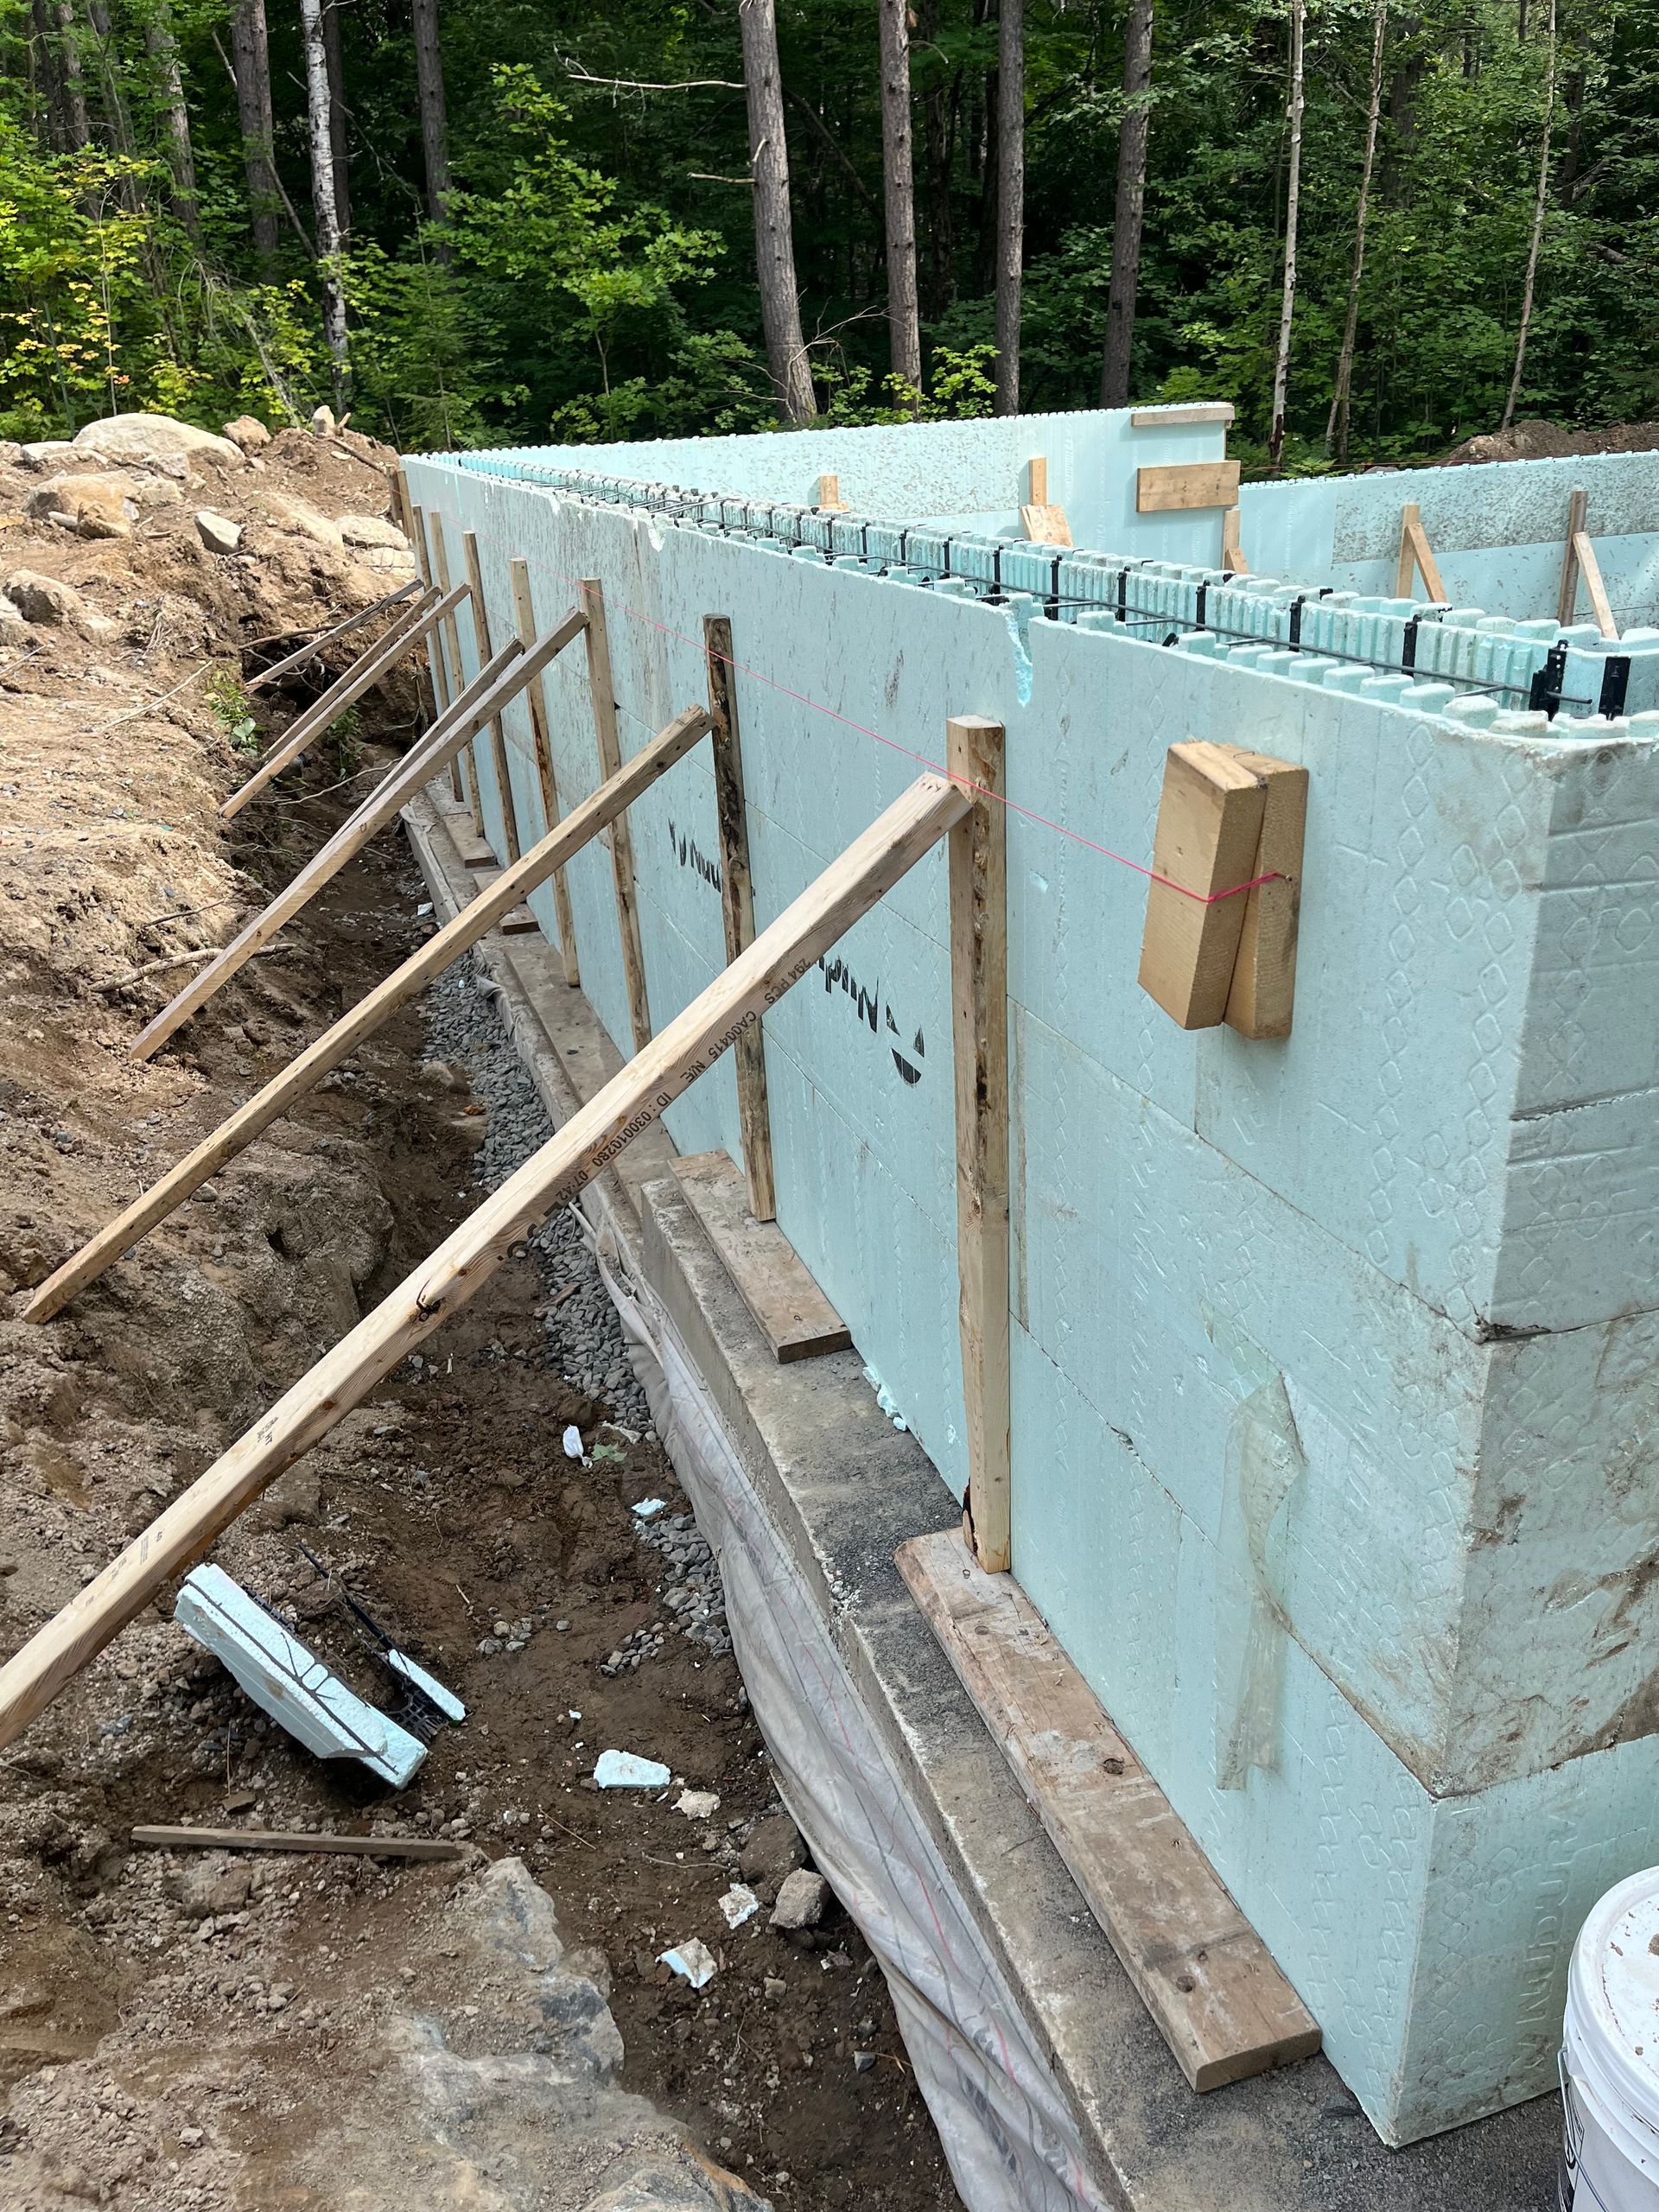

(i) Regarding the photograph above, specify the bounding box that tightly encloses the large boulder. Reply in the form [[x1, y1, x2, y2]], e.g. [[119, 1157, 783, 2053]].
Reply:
[[70, 411, 245, 473], [25, 472, 137, 539], [4, 568, 118, 639], [18, 441, 73, 470], [340, 512, 408, 551], [222, 414, 271, 454], [245, 488, 343, 549]]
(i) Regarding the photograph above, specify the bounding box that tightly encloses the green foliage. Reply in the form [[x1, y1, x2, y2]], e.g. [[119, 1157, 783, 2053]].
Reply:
[[206, 667, 260, 755]]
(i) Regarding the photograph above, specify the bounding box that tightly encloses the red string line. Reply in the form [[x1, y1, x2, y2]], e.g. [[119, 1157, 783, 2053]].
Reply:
[[460, 487, 1282, 909]]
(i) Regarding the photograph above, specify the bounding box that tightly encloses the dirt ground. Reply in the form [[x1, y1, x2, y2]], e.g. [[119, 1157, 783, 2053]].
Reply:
[[0, 422, 958, 2209]]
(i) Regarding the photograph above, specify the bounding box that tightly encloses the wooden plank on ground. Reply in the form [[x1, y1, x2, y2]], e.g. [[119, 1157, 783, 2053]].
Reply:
[[133, 1825, 461, 1860], [1136, 460, 1243, 513], [947, 714, 1010, 1574], [0, 772, 968, 1745], [1137, 741, 1269, 1030], [582, 577, 653, 1052], [671, 1150, 849, 1362], [1224, 747, 1308, 1042], [510, 556, 582, 987], [705, 613, 775, 1223], [896, 1525, 1323, 2093]]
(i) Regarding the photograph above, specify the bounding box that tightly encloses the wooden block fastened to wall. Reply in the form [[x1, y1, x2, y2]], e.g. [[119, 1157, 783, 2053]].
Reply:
[[1136, 460, 1243, 513], [1138, 741, 1307, 1036]]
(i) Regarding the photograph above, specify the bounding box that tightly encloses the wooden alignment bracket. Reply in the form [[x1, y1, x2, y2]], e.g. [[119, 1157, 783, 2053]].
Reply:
[[1221, 504, 1249, 574], [1020, 454, 1072, 547], [247, 579, 421, 693], [1559, 486, 1618, 637], [509, 556, 581, 987], [220, 582, 462, 821], [1137, 741, 1307, 1038], [1395, 501, 1448, 604], [817, 473, 849, 512], [429, 512, 481, 822], [671, 1149, 850, 1362], [948, 714, 1010, 1575], [705, 613, 775, 1222], [1137, 459, 1242, 513], [897, 1526, 1323, 2091], [26, 700, 709, 1321], [0, 772, 969, 1747], [461, 530, 523, 862], [129, 613, 587, 1062], [582, 577, 653, 1053]]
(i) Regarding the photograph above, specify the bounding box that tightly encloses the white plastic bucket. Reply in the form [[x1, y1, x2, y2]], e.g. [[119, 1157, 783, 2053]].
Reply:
[[1560, 1867, 1659, 2210]]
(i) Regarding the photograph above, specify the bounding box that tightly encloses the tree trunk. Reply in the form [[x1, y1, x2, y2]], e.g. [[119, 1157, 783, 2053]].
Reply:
[[1325, 0, 1386, 459], [410, 0, 451, 260], [298, 0, 349, 410], [879, 0, 923, 397], [1502, 0, 1556, 429], [738, 0, 816, 422], [993, 0, 1022, 416], [231, 0, 280, 264], [321, 0, 351, 241], [1267, 0, 1305, 472], [1099, 0, 1154, 408], [86, 0, 144, 212], [53, 0, 89, 149], [147, 5, 202, 241], [30, 0, 67, 149]]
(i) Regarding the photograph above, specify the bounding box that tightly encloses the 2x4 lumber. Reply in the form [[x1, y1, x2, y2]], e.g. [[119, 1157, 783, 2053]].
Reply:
[[130, 618, 584, 1062], [1223, 747, 1308, 1041], [220, 583, 461, 821], [509, 556, 581, 986], [704, 614, 775, 1223], [1575, 531, 1618, 639], [947, 714, 1011, 1575], [1020, 457, 1072, 547], [133, 1825, 461, 1860], [1136, 460, 1243, 513], [0, 772, 969, 1749], [461, 529, 522, 862], [1129, 402, 1235, 428], [411, 500, 467, 808], [671, 1150, 850, 1361], [248, 579, 421, 692], [1394, 502, 1448, 604], [582, 578, 653, 1053], [429, 512, 481, 823], [1221, 505, 1249, 574], [895, 1527, 1323, 2092], [1557, 486, 1590, 628], [23, 702, 709, 1323], [1137, 742, 1269, 1030]]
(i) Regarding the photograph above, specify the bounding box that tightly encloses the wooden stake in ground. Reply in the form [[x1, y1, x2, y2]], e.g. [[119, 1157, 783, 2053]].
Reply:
[[25, 704, 710, 1323], [948, 715, 1011, 1574], [509, 556, 581, 986], [582, 579, 653, 1052], [461, 530, 522, 861], [0, 773, 968, 1749], [1394, 502, 1448, 604], [704, 616, 775, 1223], [130, 617, 585, 1061], [429, 513, 480, 823], [221, 583, 463, 820]]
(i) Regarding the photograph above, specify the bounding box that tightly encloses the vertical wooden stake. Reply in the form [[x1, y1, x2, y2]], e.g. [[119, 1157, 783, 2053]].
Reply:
[[581, 578, 652, 1052], [429, 513, 480, 824], [1222, 505, 1249, 575], [1395, 502, 1447, 603], [947, 714, 1011, 1575], [1558, 486, 1589, 627], [411, 501, 463, 804], [1027, 454, 1047, 505], [705, 615, 776, 1223], [509, 556, 582, 987], [461, 530, 522, 861]]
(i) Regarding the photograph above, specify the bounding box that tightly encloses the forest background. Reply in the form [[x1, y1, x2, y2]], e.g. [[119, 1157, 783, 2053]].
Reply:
[[3, 0, 1653, 474]]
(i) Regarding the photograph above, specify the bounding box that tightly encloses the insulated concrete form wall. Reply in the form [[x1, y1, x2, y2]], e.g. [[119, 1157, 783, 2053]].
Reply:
[[407, 420, 1659, 2149]]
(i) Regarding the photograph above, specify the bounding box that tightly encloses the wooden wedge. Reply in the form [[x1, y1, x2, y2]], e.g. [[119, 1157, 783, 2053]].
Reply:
[[26, 704, 711, 1321], [0, 772, 968, 1748], [130, 612, 587, 1061]]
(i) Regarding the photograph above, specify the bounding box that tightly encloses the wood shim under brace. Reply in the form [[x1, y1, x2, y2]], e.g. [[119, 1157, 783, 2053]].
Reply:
[[582, 577, 653, 1053], [1138, 741, 1306, 1034], [0, 772, 968, 1750], [897, 1527, 1323, 2091], [948, 714, 1011, 1575], [22, 703, 709, 1324], [132, 1825, 461, 1860], [1020, 455, 1072, 547], [1395, 501, 1448, 604], [706, 613, 775, 1223], [671, 1149, 850, 1362], [1136, 459, 1243, 513], [1559, 486, 1619, 638]]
